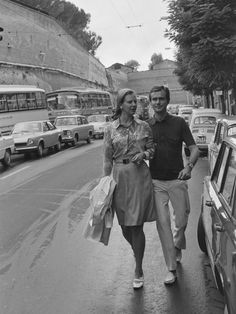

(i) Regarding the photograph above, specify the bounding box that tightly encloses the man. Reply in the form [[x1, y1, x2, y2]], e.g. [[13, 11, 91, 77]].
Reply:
[[148, 86, 199, 285]]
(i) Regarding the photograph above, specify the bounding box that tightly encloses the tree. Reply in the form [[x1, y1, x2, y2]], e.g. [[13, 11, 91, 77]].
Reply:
[[11, 0, 102, 55], [124, 60, 140, 71], [165, 0, 236, 111], [148, 53, 163, 70]]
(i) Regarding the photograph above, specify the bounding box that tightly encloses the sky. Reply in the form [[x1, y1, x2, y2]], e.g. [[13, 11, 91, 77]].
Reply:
[[71, 0, 176, 71]]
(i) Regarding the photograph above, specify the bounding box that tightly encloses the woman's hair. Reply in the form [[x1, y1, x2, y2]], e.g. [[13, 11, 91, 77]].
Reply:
[[112, 88, 135, 120]]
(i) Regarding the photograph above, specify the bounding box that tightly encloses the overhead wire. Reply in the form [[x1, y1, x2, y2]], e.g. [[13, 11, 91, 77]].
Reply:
[[125, 0, 153, 52]]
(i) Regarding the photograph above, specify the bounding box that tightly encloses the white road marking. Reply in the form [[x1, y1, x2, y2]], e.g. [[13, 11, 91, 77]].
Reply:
[[0, 166, 30, 180]]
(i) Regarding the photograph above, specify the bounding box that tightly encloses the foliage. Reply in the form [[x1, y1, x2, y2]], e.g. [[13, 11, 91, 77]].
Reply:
[[10, 0, 102, 54], [148, 53, 163, 70], [124, 60, 140, 70], [165, 0, 236, 95]]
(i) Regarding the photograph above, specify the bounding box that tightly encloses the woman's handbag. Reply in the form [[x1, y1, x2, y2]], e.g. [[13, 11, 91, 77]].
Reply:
[[83, 176, 116, 245]]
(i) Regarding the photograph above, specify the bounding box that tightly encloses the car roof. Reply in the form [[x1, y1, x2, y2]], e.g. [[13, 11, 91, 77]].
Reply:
[[224, 136, 236, 147], [216, 116, 236, 124]]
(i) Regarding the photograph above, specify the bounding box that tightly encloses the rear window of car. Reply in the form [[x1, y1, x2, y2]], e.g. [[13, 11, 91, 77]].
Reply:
[[194, 116, 216, 125]]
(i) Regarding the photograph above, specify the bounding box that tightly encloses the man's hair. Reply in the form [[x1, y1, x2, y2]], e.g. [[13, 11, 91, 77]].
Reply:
[[149, 85, 170, 103]]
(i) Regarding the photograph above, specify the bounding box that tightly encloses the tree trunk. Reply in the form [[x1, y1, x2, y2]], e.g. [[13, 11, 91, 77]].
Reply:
[[220, 91, 226, 114], [206, 94, 210, 108], [210, 92, 214, 108]]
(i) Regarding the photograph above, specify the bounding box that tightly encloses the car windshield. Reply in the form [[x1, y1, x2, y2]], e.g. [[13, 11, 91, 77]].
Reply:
[[194, 116, 216, 125], [13, 122, 42, 133], [88, 115, 110, 123], [55, 117, 77, 125]]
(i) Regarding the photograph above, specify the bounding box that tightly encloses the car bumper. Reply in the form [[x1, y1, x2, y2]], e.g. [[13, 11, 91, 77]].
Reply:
[[93, 131, 104, 137], [14, 145, 38, 153], [61, 136, 74, 143]]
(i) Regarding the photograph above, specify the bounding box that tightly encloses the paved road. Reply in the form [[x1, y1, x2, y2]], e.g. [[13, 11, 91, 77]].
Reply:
[[0, 143, 225, 314]]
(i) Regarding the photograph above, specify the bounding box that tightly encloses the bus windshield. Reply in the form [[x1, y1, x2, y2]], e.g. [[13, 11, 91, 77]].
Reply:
[[47, 94, 79, 110]]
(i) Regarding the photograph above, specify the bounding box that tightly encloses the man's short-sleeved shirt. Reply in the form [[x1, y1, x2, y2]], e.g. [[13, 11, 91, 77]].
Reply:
[[148, 113, 196, 180]]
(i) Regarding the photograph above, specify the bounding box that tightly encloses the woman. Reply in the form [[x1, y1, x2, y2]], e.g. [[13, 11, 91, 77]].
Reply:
[[103, 88, 156, 289]]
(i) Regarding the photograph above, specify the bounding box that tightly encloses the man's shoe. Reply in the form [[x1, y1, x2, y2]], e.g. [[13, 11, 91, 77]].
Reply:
[[133, 276, 144, 289], [175, 247, 182, 263], [164, 271, 177, 285]]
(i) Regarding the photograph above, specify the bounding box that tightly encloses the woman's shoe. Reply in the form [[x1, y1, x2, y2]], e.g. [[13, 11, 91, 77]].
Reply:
[[133, 276, 144, 289]]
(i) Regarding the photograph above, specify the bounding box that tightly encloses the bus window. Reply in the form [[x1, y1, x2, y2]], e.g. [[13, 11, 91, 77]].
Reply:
[[7, 94, 18, 111], [97, 94, 103, 107], [35, 91, 46, 108], [26, 93, 37, 109], [0, 95, 7, 112], [17, 93, 28, 110]]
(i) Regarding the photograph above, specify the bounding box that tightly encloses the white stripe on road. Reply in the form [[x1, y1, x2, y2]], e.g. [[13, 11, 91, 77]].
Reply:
[[0, 166, 30, 180]]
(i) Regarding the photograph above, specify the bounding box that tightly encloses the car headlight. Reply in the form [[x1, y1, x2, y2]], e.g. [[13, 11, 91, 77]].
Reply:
[[27, 138, 34, 145]]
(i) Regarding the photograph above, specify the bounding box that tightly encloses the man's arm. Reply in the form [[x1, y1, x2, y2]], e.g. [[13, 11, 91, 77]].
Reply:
[[178, 144, 199, 180]]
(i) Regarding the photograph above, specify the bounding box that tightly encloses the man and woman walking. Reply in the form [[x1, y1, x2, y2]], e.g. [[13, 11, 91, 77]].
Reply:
[[102, 86, 199, 289]]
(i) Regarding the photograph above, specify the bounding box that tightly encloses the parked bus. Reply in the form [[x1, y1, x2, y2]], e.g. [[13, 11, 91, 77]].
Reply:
[[46, 88, 114, 123], [135, 95, 150, 121], [0, 85, 48, 135]]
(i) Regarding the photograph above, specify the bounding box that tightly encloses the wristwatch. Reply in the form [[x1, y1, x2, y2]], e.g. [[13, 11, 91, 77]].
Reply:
[[187, 162, 194, 170]]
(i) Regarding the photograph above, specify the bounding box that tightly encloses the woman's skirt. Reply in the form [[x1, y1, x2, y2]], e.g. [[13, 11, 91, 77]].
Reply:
[[112, 161, 156, 226]]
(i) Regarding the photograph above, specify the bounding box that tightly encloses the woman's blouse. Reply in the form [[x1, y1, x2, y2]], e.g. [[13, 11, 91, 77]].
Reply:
[[103, 117, 154, 175]]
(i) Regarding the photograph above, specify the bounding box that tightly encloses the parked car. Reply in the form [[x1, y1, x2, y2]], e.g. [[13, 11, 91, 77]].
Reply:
[[0, 131, 15, 167], [186, 108, 223, 156], [197, 137, 236, 314], [54, 115, 94, 145], [208, 117, 236, 174], [12, 120, 62, 158], [178, 106, 193, 125], [167, 104, 179, 115], [87, 114, 112, 139]]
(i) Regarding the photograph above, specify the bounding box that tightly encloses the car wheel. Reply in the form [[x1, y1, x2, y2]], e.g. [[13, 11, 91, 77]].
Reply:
[[197, 213, 208, 254], [36, 143, 43, 158], [2, 150, 11, 167], [72, 134, 78, 146], [184, 147, 190, 157], [87, 133, 92, 144], [55, 138, 62, 152]]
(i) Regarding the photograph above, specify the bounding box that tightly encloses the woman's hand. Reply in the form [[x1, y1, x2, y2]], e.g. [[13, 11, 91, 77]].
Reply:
[[131, 152, 145, 165]]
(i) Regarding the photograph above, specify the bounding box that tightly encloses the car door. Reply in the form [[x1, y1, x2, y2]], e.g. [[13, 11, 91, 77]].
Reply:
[[42, 122, 51, 148], [208, 122, 221, 173], [217, 147, 236, 313], [0, 132, 4, 159], [46, 121, 58, 146], [81, 117, 89, 139], [76, 117, 84, 140], [203, 144, 230, 265]]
